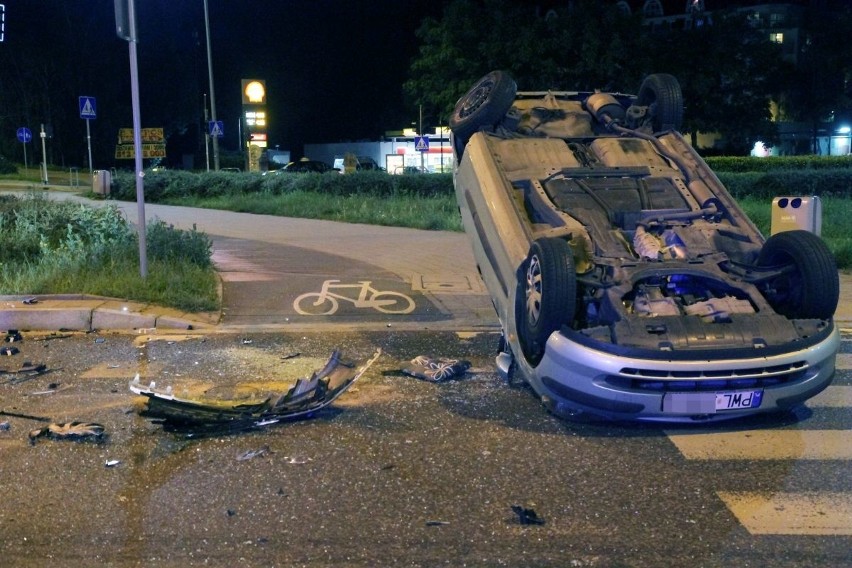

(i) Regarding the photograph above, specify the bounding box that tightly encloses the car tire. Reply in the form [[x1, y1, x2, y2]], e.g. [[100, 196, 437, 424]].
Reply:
[[756, 230, 839, 320], [449, 70, 517, 144], [637, 73, 683, 132], [517, 238, 577, 364]]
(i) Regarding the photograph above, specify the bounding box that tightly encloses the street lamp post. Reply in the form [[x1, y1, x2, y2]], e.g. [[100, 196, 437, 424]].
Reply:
[[203, 0, 220, 171]]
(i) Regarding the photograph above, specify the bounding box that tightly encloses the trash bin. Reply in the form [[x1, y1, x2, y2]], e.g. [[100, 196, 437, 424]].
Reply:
[[770, 196, 821, 236], [93, 170, 111, 195]]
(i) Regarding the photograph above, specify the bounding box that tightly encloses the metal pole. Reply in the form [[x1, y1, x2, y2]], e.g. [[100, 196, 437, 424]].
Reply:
[[204, 93, 210, 171], [39, 124, 48, 184], [203, 0, 220, 170], [22, 141, 27, 177], [419, 105, 424, 172], [85, 118, 93, 178], [127, 0, 148, 278]]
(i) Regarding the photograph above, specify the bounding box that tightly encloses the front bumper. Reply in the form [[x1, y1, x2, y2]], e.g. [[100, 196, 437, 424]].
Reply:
[[526, 323, 841, 422]]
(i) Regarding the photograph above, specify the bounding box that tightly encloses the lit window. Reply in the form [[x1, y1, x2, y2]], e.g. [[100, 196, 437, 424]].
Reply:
[[770, 32, 783, 44]]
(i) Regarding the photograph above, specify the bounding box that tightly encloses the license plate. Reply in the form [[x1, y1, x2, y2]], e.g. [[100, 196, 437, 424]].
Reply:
[[663, 390, 763, 413], [715, 390, 763, 411]]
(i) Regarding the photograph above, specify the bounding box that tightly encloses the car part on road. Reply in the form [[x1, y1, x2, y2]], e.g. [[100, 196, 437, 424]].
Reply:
[[0, 362, 49, 384], [29, 421, 106, 444], [511, 505, 545, 526], [130, 348, 381, 435], [451, 70, 841, 422], [402, 355, 472, 382]]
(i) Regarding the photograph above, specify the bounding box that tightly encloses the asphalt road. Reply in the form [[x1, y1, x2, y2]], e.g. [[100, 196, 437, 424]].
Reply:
[[1, 329, 850, 567]]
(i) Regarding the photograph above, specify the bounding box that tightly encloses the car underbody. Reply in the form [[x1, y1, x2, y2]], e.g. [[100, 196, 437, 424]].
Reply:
[[450, 71, 840, 422]]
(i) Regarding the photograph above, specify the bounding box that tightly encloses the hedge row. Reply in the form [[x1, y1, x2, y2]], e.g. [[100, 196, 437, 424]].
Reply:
[[108, 159, 852, 205], [110, 170, 454, 201], [705, 155, 852, 173], [715, 169, 852, 200]]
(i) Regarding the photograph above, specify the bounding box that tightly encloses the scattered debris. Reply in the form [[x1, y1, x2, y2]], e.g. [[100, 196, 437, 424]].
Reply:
[[94, 338, 106, 344], [22, 297, 38, 305], [31, 333, 72, 342], [402, 355, 471, 382], [1, 346, 19, 356], [0, 421, 10, 431], [130, 349, 381, 435], [5, 330, 22, 343], [280, 352, 301, 360], [0, 409, 50, 422], [105, 459, 121, 467], [29, 421, 106, 444], [511, 505, 545, 526], [425, 520, 450, 527], [30, 383, 71, 395], [0, 362, 50, 384], [236, 447, 270, 461]]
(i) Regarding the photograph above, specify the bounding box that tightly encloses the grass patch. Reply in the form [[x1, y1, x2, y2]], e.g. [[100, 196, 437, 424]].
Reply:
[[0, 194, 218, 312], [166, 191, 463, 232]]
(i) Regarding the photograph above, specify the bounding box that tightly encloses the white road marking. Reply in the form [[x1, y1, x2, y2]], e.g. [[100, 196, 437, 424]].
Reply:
[[666, 430, 852, 460], [717, 492, 852, 536]]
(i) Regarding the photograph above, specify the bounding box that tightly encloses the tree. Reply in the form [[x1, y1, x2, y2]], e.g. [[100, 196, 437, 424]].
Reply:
[[777, 1, 852, 153], [403, 0, 648, 128], [644, 9, 788, 153]]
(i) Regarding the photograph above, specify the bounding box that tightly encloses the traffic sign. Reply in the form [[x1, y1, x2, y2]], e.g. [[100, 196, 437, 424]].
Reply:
[[209, 120, 224, 138], [415, 135, 429, 152], [79, 96, 97, 119], [16, 127, 32, 143]]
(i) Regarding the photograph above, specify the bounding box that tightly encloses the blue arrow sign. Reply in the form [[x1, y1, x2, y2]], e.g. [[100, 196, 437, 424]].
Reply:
[[415, 135, 429, 152], [209, 120, 224, 138], [16, 127, 32, 143], [79, 96, 97, 119]]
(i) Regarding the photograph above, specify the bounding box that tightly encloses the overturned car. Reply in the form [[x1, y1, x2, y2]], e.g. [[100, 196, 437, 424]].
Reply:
[[450, 70, 840, 422]]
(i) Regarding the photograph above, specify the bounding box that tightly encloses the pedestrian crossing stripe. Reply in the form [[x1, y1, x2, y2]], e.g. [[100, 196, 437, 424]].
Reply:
[[717, 492, 852, 535], [666, 430, 852, 460]]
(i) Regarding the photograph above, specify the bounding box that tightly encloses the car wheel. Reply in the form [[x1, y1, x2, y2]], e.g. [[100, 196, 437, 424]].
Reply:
[[637, 73, 683, 132], [756, 230, 838, 320], [449, 70, 517, 144], [517, 238, 577, 364]]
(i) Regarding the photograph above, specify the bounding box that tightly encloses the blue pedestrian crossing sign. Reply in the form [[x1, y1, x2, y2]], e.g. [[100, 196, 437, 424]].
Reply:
[[79, 96, 97, 119], [209, 120, 224, 138], [415, 135, 429, 152]]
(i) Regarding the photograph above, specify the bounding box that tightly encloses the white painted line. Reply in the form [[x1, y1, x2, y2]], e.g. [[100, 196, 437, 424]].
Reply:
[[667, 430, 852, 460], [806, 385, 852, 408], [718, 492, 852, 535], [836, 353, 852, 371]]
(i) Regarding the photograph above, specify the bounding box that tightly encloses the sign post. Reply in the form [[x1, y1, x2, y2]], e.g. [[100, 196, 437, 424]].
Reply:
[[115, 0, 147, 278], [16, 127, 32, 176], [79, 96, 96, 177], [39, 124, 48, 185]]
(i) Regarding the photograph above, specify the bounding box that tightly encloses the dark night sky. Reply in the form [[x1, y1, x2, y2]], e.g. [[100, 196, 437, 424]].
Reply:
[[2, 0, 449, 159], [1, 0, 811, 163]]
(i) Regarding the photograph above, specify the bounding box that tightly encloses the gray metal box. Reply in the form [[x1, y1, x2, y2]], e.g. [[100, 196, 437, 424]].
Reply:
[[770, 196, 821, 236]]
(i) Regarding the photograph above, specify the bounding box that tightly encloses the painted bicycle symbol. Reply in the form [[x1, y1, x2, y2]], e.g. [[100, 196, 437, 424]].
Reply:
[[293, 279, 416, 316]]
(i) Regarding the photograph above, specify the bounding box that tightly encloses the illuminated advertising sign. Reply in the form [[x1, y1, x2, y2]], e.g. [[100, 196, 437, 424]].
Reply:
[[241, 79, 266, 105]]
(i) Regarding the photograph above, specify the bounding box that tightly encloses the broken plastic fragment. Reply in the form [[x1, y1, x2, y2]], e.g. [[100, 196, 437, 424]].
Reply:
[[29, 421, 106, 444], [236, 447, 269, 461], [402, 355, 471, 382], [511, 505, 545, 526], [129, 348, 381, 435]]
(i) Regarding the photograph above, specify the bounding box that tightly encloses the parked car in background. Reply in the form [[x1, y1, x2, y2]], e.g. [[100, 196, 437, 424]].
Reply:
[[278, 158, 333, 173], [450, 70, 840, 423]]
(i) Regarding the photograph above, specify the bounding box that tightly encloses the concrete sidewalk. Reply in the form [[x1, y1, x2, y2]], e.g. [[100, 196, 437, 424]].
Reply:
[[0, 186, 849, 333]]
